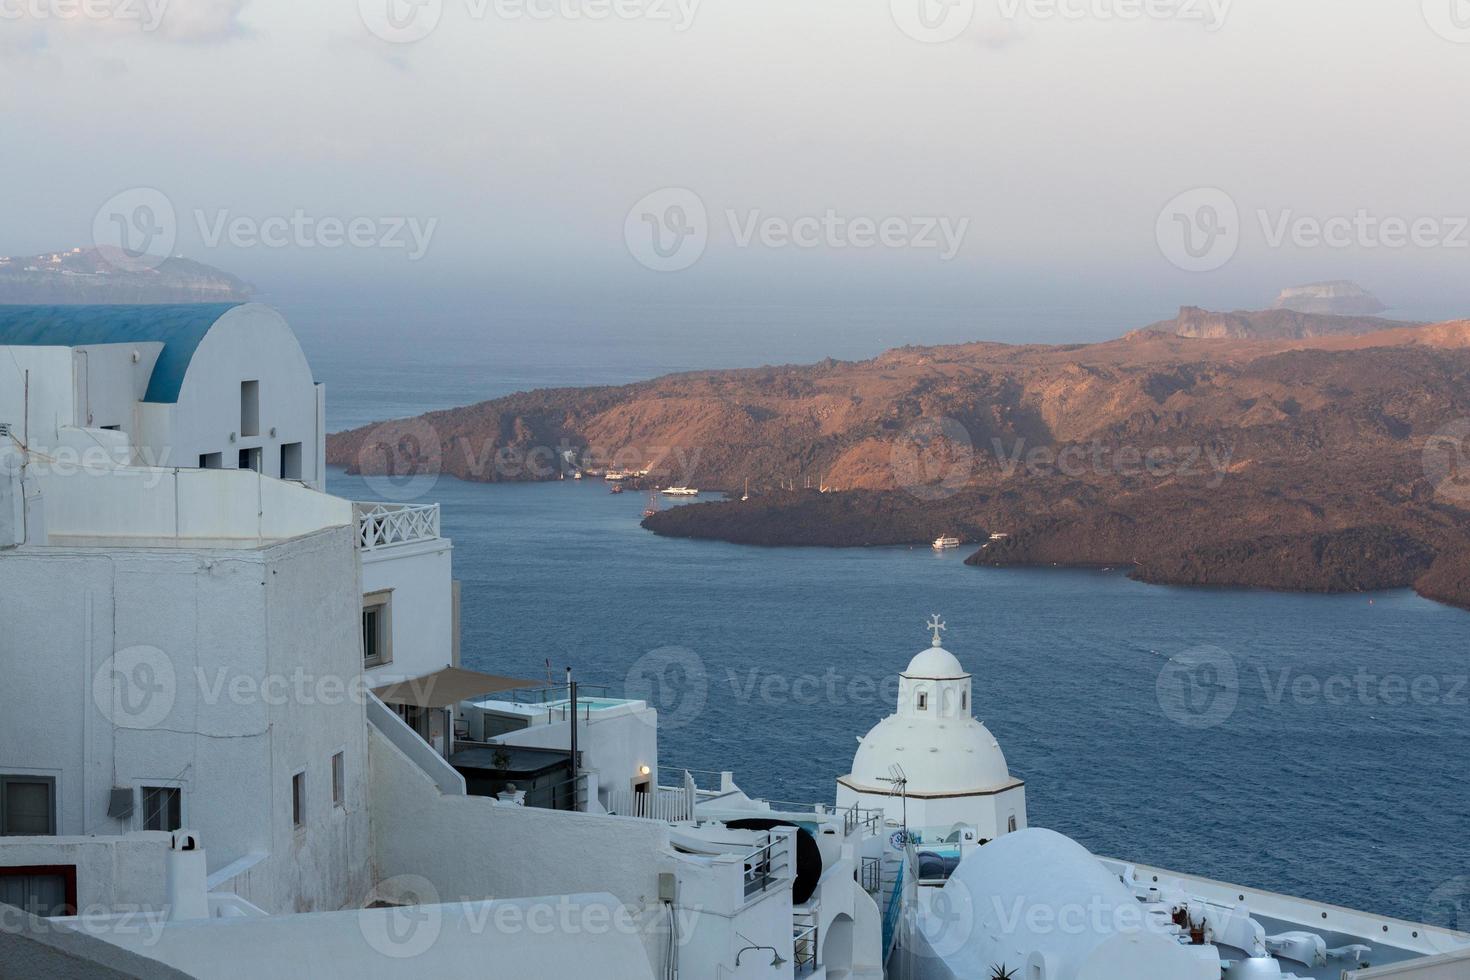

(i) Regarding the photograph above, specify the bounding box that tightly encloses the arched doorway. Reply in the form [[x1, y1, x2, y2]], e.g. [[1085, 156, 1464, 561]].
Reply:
[[823, 913, 855, 978]]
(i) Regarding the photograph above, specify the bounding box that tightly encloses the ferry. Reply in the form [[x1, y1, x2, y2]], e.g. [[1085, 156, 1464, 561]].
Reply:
[[932, 534, 961, 550], [660, 486, 700, 496]]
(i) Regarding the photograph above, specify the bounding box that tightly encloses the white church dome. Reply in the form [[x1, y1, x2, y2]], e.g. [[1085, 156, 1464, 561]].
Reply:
[[849, 713, 1012, 794], [903, 644, 967, 679]]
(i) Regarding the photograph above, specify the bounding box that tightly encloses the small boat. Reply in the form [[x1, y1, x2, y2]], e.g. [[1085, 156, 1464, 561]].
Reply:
[[642, 491, 660, 518], [610, 484, 625, 494], [932, 535, 961, 551], [741, 479, 750, 503], [661, 487, 700, 497], [605, 471, 629, 482]]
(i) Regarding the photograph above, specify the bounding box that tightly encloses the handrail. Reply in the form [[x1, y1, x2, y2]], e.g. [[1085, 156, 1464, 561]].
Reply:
[[883, 860, 904, 963], [742, 834, 792, 899], [354, 501, 440, 550], [792, 919, 819, 975]]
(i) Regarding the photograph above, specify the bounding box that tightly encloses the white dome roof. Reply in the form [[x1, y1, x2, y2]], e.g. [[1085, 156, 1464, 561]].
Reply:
[[904, 645, 968, 679], [849, 714, 1011, 794]]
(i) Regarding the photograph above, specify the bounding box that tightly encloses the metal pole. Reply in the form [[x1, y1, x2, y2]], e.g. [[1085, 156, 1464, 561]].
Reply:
[[567, 667, 579, 812]]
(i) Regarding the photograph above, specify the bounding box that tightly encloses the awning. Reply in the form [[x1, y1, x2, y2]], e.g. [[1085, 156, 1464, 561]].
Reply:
[[372, 667, 543, 710]]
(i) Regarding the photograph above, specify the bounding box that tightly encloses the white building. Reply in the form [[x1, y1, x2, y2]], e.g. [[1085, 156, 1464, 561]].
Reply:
[[836, 619, 1027, 843], [0, 302, 883, 979]]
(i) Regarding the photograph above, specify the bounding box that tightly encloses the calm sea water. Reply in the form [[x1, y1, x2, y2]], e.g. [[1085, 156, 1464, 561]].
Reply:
[[328, 468, 1470, 927]]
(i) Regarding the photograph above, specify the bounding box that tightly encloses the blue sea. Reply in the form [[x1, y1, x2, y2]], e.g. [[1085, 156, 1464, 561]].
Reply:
[[327, 468, 1470, 929]]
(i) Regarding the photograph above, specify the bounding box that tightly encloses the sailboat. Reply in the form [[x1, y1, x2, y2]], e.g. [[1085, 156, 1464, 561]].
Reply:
[[741, 479, 750, 502], [642, 491, 660, 519]]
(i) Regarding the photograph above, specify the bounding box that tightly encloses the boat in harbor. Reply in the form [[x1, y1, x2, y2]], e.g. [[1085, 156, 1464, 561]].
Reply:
[[661, 486, 700, 496], [643, 491, 660, 518], [609, 484, 625, 494], [932, 534, 961, 550]]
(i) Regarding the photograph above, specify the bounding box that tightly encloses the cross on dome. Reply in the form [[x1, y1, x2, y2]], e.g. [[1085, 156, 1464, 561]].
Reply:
[[927, 614, 946, 647]]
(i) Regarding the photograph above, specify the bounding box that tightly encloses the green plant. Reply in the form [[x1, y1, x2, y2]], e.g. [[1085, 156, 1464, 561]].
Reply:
[[989, 966, 1017, 980]]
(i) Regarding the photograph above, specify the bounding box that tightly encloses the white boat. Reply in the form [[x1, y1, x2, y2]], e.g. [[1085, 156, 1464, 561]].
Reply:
[[661, 486, 700, 496], [932, 534, 961, 550]]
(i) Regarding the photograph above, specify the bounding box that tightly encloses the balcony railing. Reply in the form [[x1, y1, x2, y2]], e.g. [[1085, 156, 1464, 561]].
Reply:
[[743, 834, 792, 899], [354, 502, 441, 551]]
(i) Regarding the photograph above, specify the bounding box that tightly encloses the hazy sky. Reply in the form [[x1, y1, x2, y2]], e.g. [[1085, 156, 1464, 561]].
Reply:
[[4, 0, 1468, 333]]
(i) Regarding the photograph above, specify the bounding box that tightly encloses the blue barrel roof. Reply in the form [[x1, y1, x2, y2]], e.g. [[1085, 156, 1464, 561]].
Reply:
[[0, 303, 243, 403]]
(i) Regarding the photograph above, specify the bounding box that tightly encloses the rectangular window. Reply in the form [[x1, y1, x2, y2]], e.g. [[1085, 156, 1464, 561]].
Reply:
[[199, 452, 223, 470], [362, 592, 393, 668], [238, 447, 261, 473], [280, 442, 303, 481], [140, 786, 181, 832], [1, 776, 56, 836], [292, 771, 306, 828], [0, 866, 76, 917], [240, 380, 260, 437], [332, 752, 345, 808], [1007, 815, 1018, 834]]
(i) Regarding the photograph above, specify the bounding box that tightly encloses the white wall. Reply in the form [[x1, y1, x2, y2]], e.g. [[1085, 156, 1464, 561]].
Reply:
[[0, 526, 371, 916], [134, 305, 323, 489], [489, 706, 659, 808], [361, 538, 455, 685], [70, 343, 161, 435], [0, 346, 74, 447], [0, 835, 170, 913]]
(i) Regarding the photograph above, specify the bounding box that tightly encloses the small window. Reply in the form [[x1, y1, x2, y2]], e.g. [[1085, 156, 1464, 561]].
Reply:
[[140, 786, 181, 832], [961, 691, 967, 711], [331, 752, 345, 808], [238, 447, 262, 473], [199, 452, 223, 470], [916, 692, 928, 711], [240, 380, 260, 437], [280, 442, 303, 481], [362, 592, 393, 668], [1007, 815, 1018, 834], [0, 866, 76, 917], [1, 776, 56, 836], [292, 771, 306, 828]]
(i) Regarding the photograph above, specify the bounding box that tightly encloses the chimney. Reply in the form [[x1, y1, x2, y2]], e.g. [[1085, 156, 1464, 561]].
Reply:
[[166, 831, 210, 921]]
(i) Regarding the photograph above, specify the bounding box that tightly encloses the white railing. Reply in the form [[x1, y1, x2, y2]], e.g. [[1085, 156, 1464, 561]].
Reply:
[[366, 693, 466, 796], [606, 784, 695, 823], [354, 502, 441, 551]]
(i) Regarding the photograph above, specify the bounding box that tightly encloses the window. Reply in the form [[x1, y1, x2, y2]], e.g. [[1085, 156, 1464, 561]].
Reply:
[[1, 776, 56, 836], [916, 692, 928, 711], [240, 380, 260, 437], [1008, 815, 1018, 834], [238, 447, 262, 473], [331, 752, 345, 808], [292, 771, 306, 828], [362, 592, 393, 668], [280, 442, 303, 481], [140, 786, 181, 832], [199, 452, 223, 469], [0, 866, 76, 917], [961, 691, 967, 711]]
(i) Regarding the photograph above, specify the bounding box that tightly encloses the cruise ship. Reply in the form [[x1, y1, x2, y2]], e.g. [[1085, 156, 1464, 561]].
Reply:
[[1, 304, 1465, 978]]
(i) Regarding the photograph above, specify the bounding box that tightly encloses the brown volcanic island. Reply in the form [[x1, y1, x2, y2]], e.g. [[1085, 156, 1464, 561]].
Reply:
[[327, 310, 1470, 610]]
